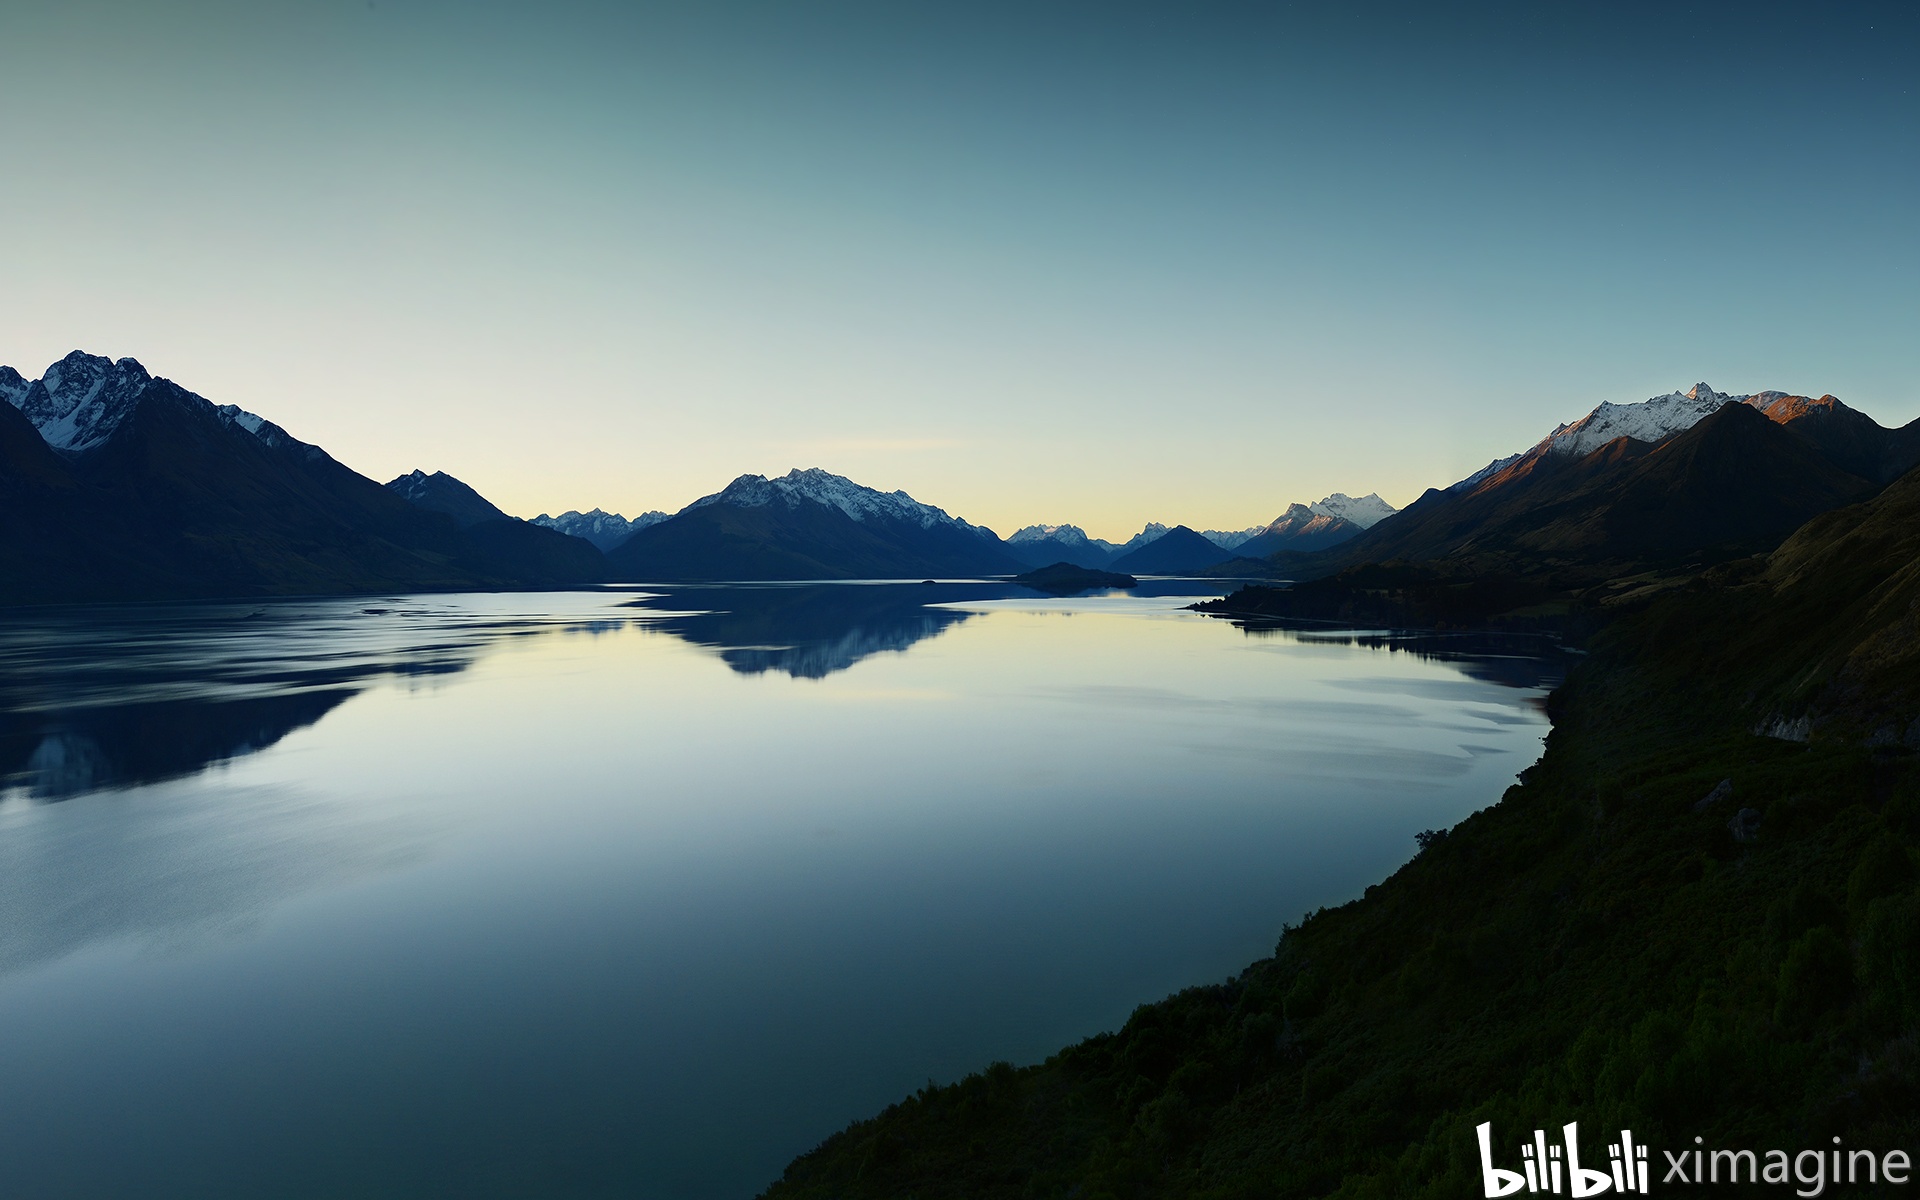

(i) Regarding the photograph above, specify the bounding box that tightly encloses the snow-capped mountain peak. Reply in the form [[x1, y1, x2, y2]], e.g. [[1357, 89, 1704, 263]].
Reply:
[[1010, 523, 1099, 546], [1449, 379, 1838, 492], [687, 467, 985, 534], [530, 508, 670, 551], [1539, 382, 1750, 459], [1199, 524, 1268, 549], [0, 349, 324, 464], [1309, 492, 1397, 529], [1108, 523, 1173, 553], [0, 366, 28, 410], [12, 351, 155, 452]]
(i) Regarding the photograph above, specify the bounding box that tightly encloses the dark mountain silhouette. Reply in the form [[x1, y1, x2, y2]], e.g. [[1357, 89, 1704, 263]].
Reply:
[[1699, 460, 1920, 741], [386, 469, 512, 526], [1109, 525, 1243, 574], [1010, 562, 1137, 594], [606, 469, 1025, 581], [1747, 391, 1920, 484], [383, 468, 605, 585], [0, 690, 355, 799], [0, 353, 602, 604]]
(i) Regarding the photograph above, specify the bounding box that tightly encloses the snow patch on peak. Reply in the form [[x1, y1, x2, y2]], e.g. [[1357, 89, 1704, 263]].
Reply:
[[216, 405, 267, 436], [689, 467, 985, 534], [214, 403, 302, 451], [1449, 453, 1525, 492], [224, 407, 266, 435], [1309, 492, 1397, 529]]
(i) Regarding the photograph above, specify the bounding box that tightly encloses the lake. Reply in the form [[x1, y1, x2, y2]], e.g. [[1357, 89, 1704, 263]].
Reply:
[[0, 582, 1561, 1199]]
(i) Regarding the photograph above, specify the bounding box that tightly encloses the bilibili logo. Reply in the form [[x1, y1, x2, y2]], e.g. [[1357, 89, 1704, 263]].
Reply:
[[1476, 1123, 1916, 1195], [1476, 1123, 1650, 1196]]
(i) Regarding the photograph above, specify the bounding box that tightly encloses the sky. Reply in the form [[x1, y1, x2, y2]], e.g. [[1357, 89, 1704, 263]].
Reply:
[[0, 1, 1914, 542]]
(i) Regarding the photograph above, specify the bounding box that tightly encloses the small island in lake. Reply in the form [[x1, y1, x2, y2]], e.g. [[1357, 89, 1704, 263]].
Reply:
[[1010, 561, 1139, 594]]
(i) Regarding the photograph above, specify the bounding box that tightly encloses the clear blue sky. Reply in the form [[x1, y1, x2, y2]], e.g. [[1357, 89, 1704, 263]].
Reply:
[[1, 1, 1913, 540]]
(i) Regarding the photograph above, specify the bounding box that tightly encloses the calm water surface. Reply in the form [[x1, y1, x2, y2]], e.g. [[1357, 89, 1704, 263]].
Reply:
[[0, 583, 1561, 1199]]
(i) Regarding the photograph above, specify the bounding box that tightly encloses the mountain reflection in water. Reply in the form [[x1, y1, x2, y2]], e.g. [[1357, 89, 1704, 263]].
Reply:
[[0, 584, 1565, 1200], [0, 584, 1554, 803], [0, 583, 1203, 800], [623, 582, 1015, 678], [0, 597, 633, 799], [1206, 615, 1574, 695], [620, 579, 1226, 679]]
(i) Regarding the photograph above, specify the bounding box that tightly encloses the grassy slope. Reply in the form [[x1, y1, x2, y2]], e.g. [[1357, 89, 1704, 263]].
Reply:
[[762, 477, 1920, 1200]]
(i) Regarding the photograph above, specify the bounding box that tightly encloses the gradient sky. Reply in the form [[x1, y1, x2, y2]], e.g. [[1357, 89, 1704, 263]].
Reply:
[[1, 2, 1914, 541]]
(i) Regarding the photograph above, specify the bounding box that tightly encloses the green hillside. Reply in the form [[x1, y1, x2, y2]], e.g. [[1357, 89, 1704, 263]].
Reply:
[[762, 470, 1920, 1199]]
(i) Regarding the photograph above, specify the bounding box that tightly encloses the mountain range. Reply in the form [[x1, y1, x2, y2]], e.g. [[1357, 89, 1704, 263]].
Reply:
[[1006, 493, 1398, 572], [0, 352, 1364, 593], [0, 352, 602, 604], [604, 468, 1028, 580], [530, 508, 669, 551], [9, 353, 1911, 602], [1229, 382, 1920, 590]]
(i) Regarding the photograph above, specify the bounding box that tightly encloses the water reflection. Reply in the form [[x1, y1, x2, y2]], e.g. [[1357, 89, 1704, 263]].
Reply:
[[619, 583, 1014, 678], [1206, 614, 1573, 694], [0, 585, 1236, 799], [0, 597, 631, 799], [0, 690, 354, 799], [0, 588, 1562, 806], [0, 586, 1560, 1200], [622, 580, 1229, 679]]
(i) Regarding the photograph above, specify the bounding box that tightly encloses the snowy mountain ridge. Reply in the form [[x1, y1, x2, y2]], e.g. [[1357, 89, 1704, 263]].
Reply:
[[1449, 382, 1805, 491], [532, 508, 670, 551], [1200, 525, 1268, 549], [1008, 523, 1116, 551], [9, 352, 157, 452], [1, 350, 291, 455], [686, 468, 991, 535], [1119, 523, 1171, 552], [1449, 453, 1525, 493], [1539, 382, 1794, 459]]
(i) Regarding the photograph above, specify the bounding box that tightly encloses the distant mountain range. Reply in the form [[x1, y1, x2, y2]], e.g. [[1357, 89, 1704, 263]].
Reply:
[[1006, 524, 1120, 570], [1008, 494, 1398, 572], [531, 508, 668, 551], [605, 468, 1028, 581], [1110, 526, 1242, 574]]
